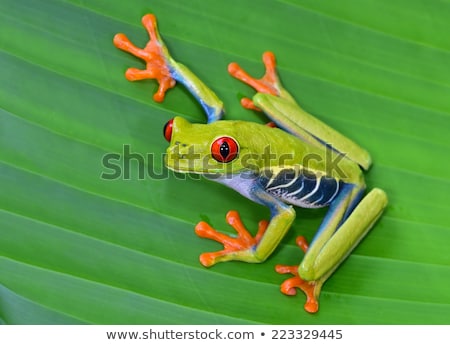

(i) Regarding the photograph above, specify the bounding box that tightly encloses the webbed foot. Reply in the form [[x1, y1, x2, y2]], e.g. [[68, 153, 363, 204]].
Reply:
[[195, 211, 268, 267], [275, 236, 322, 313], [228, 52, 283, 111], [113, 14, 176, 102]]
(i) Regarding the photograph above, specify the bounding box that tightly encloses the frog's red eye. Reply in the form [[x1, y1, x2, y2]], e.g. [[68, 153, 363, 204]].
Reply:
[[163, 118, 174, 142], [211, 136, 239, 163]]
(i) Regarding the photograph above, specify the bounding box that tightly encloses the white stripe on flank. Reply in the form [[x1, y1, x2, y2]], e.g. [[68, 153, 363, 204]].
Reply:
[[285, 180, 305, 197], [298, 176, 322, 201], [266, 170, 299, 191], [264, 168, 283, 188]]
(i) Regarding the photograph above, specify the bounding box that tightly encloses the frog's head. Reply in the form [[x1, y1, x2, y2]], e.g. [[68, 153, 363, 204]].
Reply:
[[164, 116, 270, 175]]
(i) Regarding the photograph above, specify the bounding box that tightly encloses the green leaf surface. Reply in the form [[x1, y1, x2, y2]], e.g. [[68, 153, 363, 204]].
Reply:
[[1, 0, 450, 324]]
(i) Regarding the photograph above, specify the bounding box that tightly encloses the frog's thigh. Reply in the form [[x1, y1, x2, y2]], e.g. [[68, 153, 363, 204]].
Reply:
[[300, 188, 387, 281], [252, 93, 372, 170], [252, 93, 313, 144]]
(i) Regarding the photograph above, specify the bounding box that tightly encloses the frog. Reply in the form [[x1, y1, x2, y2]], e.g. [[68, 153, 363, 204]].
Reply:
[[113, 14, 388, 313]]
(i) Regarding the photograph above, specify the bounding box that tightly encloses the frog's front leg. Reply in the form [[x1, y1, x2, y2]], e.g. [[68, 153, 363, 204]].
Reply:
[[113, 14, 224, 122], [195, 211, 268, 267], [195, 184, 295, 266]]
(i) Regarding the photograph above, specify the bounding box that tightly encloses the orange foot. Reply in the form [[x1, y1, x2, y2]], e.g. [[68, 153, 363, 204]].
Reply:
[[275, 236, 321, 313], [228, 51, 282, 111], [113, 14, 176, 102], [195, 211, 268, 267]]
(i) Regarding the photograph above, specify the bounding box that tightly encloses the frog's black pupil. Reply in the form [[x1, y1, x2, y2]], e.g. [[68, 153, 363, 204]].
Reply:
[[220, 142, 229, 159]]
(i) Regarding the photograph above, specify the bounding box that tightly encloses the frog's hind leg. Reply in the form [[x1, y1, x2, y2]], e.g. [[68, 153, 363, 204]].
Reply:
[[228, 52, 292, 110], [228, 52, 280, 96], [276, 186, 387, 313], [228, 52, 372, 170], [300, 187, 387, 281], [275, 236, 322, 313]]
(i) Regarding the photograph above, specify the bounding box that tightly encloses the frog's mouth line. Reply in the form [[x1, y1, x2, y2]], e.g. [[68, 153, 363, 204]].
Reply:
[[165, 152, 230, 175], [165, 165, 202, 174], [165, 164, 255, 184], [165, 164, 227, 175]]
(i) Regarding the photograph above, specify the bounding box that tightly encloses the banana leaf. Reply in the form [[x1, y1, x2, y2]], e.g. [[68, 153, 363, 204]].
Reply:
[[1, 0, 449, 324]]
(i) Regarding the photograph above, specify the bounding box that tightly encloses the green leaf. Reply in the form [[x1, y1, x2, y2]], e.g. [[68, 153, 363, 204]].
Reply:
[[1, 0, 450, 324]]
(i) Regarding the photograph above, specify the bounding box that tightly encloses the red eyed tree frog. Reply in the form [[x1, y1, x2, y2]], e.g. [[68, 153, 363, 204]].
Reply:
[[113, 14, 388, 313]]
